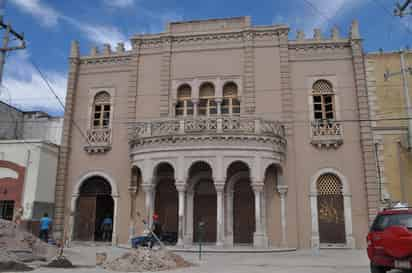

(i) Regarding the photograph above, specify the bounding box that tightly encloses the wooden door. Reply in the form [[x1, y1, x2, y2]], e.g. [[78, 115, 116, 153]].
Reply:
[[193, 194, 217, 243], [233, 180, 255, 244], [75, 196, 96, 241]]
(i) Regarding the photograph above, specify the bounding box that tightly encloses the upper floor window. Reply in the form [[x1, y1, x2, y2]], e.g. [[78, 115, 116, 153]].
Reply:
[[312, 80, 334, 122], [222, 82, 240, 115], [92, 91, 111, 129], [175, 84, 193, 117], [199, 82, 217, 116]]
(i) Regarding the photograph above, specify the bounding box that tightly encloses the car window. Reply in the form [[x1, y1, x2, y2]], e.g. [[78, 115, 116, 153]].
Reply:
[[371, 213, 412, 231]]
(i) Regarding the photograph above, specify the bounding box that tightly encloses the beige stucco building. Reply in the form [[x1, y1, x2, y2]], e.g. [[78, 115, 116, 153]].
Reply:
[[55, 17, 379, 249], [366, 50, 412, 206]]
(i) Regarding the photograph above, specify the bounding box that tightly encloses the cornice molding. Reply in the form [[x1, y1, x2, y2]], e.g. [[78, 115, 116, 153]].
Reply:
[[79, 54, 133, 65]]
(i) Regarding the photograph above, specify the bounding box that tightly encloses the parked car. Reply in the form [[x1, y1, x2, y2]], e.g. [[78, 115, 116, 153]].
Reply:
[[367, 206, 412, 273]]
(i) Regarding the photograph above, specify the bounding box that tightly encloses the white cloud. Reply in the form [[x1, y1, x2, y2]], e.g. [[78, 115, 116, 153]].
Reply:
[[104, 0, 134, 8], [62, 16, 129, 48], [0, 51, 67, 115], [9, 0, 60, 27]]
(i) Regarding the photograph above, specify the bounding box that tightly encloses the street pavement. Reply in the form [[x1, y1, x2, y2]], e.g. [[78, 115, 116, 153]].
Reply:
[[28, 246, 403, 273]]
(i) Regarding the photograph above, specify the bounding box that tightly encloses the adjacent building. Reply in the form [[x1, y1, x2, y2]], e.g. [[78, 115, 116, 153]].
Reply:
[[0, 101, 62, 224], [366, 50, 412, 206], [55, 17, 379, 249]]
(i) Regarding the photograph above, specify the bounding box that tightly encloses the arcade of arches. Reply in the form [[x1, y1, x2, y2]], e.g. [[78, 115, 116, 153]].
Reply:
[[129, 161, 289, 248]]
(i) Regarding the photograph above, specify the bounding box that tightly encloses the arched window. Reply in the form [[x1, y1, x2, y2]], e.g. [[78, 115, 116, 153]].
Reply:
[[222, 82, 240, 115], [312, 80, 334, 122], [92, 91, 111, 129], [175, 84, 193, 117], [199, 82, 216, 116]]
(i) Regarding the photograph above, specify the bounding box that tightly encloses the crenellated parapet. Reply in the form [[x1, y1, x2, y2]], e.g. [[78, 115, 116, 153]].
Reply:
[[289, 20, 361, 61], [75, 42, 133, 66]]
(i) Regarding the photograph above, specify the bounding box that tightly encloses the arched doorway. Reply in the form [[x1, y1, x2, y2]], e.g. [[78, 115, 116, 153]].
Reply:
[[317, 173, 346, 244], [154, 163, 178, 244], [75, 176, 114, 241], [189, 161, 216, 243], [227, 161, 254, 245]]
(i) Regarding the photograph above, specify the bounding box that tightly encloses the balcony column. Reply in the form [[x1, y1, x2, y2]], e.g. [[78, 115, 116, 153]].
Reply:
[[215, 182, 225, 247], [277, 185, 288, 247], [216, 98, 222, 115], [176, 183, 186, 246], [192, 99, 199, 117]]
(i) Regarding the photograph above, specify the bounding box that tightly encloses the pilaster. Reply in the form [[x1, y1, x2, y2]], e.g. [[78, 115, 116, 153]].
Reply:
[[242, 30, 256, 114], [350, 20, 379, 223], [159, 36, 172, 117], [53, 41, 80, 240]]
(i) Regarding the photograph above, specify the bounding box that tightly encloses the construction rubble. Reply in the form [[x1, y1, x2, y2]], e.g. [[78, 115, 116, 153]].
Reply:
[[0, 219, 57, 271], [103, 248, 191, 272]]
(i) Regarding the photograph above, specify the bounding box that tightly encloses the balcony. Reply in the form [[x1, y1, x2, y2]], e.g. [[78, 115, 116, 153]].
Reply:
[[84, 128, 112, 153], [129, 116, 286, 152], [310, 120, 343, 149]]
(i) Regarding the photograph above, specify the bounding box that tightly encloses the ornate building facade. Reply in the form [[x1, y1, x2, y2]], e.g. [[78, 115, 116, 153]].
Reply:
[[54, 17, 379, 249]]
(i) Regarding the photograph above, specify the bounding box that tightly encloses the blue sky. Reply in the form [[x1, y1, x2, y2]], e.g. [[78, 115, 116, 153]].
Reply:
[[0, 0, 412, 116]]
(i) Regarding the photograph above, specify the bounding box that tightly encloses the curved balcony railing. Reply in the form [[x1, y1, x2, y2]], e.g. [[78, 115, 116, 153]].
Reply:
[[129, 116, 285, 140]]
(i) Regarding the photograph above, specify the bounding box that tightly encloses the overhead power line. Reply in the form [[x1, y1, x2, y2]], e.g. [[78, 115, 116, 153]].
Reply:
[[394, 0, 412, 17]]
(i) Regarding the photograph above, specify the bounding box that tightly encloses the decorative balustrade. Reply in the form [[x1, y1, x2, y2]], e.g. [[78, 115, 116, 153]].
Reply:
[[311, 120, 343, 148], [84, 128, 112, 153], [130, 116, 285, 141]]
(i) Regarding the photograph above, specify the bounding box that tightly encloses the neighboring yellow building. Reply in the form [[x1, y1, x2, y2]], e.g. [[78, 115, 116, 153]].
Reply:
[[366, 50, 412, 206]]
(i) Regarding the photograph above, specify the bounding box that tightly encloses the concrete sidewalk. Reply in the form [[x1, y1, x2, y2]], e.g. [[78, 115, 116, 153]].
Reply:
[[29, 246, 400, 273]]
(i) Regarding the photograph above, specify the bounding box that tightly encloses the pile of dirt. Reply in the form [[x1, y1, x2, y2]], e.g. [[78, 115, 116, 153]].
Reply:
[[103, 248, 191, 272], [0, 219, 57, 271]]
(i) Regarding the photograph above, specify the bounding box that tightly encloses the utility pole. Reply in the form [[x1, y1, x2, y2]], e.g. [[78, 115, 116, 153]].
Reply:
[[384, 49, 412, 149], [394, 0, 412, 17], [0, 20, 26, 85], [0, 0, 26, 85]]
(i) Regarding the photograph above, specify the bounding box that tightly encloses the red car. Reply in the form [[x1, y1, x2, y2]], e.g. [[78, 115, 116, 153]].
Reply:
[[367, 206, 412, 273]]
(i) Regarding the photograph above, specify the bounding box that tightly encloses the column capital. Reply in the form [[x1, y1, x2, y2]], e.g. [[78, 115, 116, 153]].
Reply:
[[277, 185, 288, 195], [142, 183, 153, 192], [128, 186, 138, 194], [176, 183, 186, 192], [252, 183, 264, 192], [215, 97, 223, 103], [215, 183, 225, 192], [192, 98, 199, 104]]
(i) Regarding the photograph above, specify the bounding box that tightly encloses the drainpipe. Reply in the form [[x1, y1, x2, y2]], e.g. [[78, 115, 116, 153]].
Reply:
[[21, 149, 31, 219], [374, 143, 383, 203], [399, 50, 412, 149]]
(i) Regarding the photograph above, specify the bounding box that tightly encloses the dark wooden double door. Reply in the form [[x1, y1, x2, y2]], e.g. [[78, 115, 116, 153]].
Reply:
[[317, 194, 346, 244], [233, 180, 255, 244], [75, 195, 113, 241]]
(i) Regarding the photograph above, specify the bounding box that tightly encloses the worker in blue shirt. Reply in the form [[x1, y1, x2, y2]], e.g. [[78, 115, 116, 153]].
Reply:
[[101, 215, 113, 242], [39, 213, 52, 243]]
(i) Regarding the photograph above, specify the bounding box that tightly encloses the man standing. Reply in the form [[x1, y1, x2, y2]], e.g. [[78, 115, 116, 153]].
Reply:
[[149, 213, 162, 248], [39, 213, 52, 243], [101, 215, 113, 242]]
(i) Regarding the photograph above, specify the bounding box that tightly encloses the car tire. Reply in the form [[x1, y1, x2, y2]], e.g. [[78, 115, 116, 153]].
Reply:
[[370, 263, 387, 273]]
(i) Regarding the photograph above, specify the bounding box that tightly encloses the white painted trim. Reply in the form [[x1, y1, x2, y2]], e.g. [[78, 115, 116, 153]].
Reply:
[[309, 168, 354, 249], [73, 170, 119, 197]]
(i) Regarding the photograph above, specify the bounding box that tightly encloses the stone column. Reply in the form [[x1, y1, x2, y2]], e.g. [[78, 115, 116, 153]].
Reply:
[[185, 190, 194, 244], [216, 183, 225, 247], [142, 184, 153, 225], [216, 98, 222, 115], [277, 185, 288, 247], [226, 190, 234, 246], [176, 183, 186, 247], [253, 183, 266, 248], [192, 99, 199, 117], [112, 195, 119, 246], [128, 187, 137, 242]]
